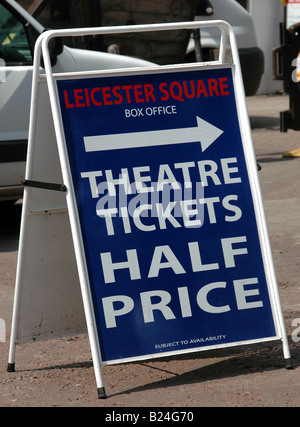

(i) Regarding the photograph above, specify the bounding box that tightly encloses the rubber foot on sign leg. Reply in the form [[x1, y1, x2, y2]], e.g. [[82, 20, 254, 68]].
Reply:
[[98, 387, 107, 399], [285, 358, 293, 370], [7, 363, 15, 373]]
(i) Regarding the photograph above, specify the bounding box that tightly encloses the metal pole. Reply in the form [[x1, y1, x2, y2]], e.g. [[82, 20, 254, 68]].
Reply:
[[41, 31, 107, 398], [7, 32, 44, 373]]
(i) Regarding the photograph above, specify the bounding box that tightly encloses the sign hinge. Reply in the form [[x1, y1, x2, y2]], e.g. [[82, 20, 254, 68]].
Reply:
[[22, 179, 67, 192]]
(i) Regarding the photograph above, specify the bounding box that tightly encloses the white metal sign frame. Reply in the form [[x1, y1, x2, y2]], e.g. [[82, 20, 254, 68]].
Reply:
[[8, 21, 291, 399]]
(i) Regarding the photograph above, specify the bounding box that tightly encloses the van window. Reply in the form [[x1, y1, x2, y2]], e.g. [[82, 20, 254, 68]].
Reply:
[[0, 3, 32, 64]]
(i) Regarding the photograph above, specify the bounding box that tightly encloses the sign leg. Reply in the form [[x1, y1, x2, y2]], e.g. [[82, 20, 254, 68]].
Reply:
[[98, 387, 106, 399], [7, 361, 15, 373], [7, 258, 23, 373], [278, 313, 293, 369], [283, 335, 293, 369], [7, 296, 19, 373], [285, 358, 293, 370], [7, 189, 31, 373], [89, 338, 107, 398]]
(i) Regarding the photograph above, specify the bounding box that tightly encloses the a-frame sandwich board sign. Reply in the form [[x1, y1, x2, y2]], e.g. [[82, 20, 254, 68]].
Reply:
[[8, 21, 292, 399]]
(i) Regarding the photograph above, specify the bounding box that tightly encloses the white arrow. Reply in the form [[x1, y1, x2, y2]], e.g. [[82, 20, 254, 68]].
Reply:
[[83, 116, 223, 153]]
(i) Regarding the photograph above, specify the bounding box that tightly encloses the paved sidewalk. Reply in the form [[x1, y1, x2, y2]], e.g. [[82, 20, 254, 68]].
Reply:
[[247, 94, 300, 322]]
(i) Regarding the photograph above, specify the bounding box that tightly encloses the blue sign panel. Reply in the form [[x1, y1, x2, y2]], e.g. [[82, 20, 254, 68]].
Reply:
[[57, 67, 277, 364]]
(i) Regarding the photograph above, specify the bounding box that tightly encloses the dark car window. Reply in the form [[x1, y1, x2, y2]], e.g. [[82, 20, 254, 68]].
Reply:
[[0, 3, 32, 64]]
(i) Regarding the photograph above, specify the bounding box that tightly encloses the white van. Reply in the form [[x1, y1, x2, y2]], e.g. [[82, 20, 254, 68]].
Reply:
[[0, 0, 155, 203], [186, 0, 264, 96]]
